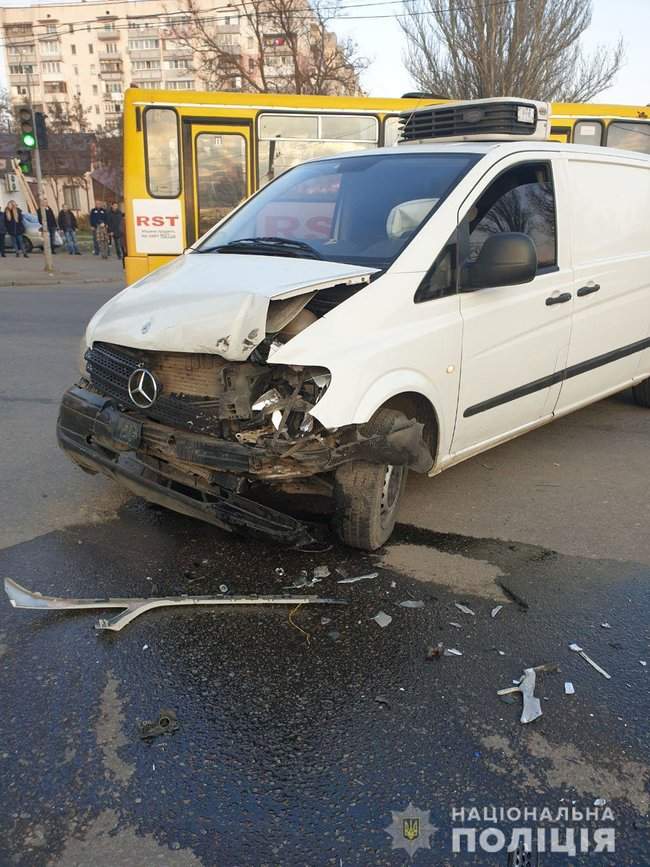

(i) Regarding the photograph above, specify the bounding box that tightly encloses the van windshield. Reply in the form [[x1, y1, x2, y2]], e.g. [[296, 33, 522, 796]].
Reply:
[[195, 151, 478, 269]]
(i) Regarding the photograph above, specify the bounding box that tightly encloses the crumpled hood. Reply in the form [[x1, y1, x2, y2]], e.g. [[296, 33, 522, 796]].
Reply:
[[86, 253, 376, 361]]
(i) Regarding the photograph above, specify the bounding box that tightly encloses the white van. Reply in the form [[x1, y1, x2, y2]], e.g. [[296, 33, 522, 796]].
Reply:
[[57, 98, 650, 550]]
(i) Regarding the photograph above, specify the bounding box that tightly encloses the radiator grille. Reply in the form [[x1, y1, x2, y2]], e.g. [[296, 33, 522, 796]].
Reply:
[[85, 342, 251, 433]]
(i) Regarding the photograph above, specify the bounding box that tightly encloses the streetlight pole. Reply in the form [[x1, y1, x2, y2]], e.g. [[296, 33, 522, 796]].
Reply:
[[24, 63, 53, 273]]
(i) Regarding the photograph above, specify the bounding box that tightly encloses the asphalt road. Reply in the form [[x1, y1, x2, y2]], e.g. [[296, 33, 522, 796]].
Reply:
[[1, 283, 649, 866]]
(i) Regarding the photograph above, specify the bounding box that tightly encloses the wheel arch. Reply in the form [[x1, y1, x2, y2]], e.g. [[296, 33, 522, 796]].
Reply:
[[377, 391, 440, 466]]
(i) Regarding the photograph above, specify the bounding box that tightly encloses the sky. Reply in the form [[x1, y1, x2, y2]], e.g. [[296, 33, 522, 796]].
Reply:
[[1, 0, 648, 103]]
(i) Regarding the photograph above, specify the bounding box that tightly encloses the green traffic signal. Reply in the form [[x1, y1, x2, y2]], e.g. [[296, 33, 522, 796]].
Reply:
[[21, 131, 36, 149]]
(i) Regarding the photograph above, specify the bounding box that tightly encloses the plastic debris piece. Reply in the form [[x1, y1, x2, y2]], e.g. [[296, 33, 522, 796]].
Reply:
[[374, 695, 390, 707], [641, 660, 647, 667], [454, 602, 475, 616], [497, 650, 505, 656], [564, 681, 575, 695], [399, 599, 424, 609], [284, 576, 321, 589], [491, 605, 503, 618], [569, 643, 611, 679], [337, 572, 378, 585], [426, 643, 444, 660], [390, 581, 397, 589], [142, 644, 149, 651], [518, 668, 543, 724], [594, 798, 606, 807], [4, 578, 345, 632], [600, 622, 611, 629], [372, 611, 392, 628], [320, 616, 331, 626], [313, 565, 331, 579], [139, 709, 179, 739], [219, 584, 228, 594], [444, 648, 463, 656], [274, 567, 285, 577], [449, 622, 463, 629]]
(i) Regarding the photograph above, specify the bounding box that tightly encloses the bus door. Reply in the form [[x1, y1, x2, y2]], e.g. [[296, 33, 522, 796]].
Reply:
[[182, 120, 253, 247]]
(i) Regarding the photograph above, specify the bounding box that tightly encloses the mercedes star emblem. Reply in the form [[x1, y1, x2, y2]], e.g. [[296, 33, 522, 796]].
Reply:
[[127, 367, 159, 409]]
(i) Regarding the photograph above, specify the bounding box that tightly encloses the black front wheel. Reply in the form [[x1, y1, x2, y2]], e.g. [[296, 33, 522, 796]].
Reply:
[[333, 409, 409, 551]]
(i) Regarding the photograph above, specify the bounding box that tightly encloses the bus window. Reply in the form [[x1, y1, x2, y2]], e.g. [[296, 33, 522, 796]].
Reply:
[[573, 120, 603, 146], [384, 116, 401, 146], [257, 112, 378, 185], [196, 133, 247, 236], [145, 108, 180, 197], [606, 121, 650, 154]]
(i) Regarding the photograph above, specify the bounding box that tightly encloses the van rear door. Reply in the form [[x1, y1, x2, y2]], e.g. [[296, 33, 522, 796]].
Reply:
[[554, 155, 650, 413]]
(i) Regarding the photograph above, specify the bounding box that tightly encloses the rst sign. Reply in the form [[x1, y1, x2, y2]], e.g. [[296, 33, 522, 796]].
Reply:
[[132, 199, 183, 255]]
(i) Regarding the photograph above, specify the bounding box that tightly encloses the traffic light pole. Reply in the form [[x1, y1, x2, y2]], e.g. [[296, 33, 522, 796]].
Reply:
[[25, 71, 53, 273]]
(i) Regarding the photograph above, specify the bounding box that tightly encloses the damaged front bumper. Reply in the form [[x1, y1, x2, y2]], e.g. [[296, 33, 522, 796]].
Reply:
[[57, 385, 432, 542]]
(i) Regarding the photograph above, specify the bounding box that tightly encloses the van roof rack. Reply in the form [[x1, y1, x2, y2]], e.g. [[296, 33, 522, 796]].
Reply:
[[399, 97, 551, 144]]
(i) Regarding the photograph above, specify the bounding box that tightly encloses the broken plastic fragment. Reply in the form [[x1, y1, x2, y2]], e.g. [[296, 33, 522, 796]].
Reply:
[[374, 695, 390, 708], [252, 388, 282, 413], [600, 622, 611, 629], [337, 572, 378, 585], [426, 643, 444, 660], [454, 603, 476, 616], [491, 605, 503, 618], [564, 681, 575, 695], [449, 622, 463, 629], [594, 798, 607, 807], [444, 648, 463, 656], [372, 611, 392, 628], [641, 660, 647, 667], [399, 600, 424, 609], [518, 668, 543, 724], [569, 643, 611, 679], [313, 565, 331, 579]]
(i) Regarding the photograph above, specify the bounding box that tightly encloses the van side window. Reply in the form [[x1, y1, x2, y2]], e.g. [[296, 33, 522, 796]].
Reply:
[[464, 162, 556, 271], [415, 232, 457, 303]]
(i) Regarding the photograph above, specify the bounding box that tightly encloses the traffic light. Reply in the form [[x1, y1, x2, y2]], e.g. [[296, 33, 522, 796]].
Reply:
[[16, 148, 33, 176], [18, 106, 36, 149], [35, 111, 48, 149]]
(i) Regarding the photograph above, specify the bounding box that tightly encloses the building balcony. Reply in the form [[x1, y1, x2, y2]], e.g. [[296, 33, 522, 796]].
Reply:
[[216, 42, 240, 54], [214, 23, 240, 34], [8, 73, 40, 85], [99, 70, 124, 81], [126, 48, 161, 59], [162, 45, 193, 57], [98, 29, 121, 40], [129, 68, 161, 80], [7, 52, 36, 64]]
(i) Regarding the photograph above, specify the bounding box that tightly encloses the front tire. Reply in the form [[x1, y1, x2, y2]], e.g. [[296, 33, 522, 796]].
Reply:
[[333, 409, 409, 551], [633, 379, 650, 408]]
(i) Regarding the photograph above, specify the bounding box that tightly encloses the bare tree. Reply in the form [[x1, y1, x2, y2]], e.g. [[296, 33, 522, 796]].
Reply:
[[0, 87, 14, 133], [47, 96, 91, 134], [399, 0, 624, 102], [166, 0, 367, 95]]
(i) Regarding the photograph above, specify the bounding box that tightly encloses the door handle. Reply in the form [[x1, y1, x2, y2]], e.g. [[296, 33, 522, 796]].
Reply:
[[546, 292, 572, 306], [577, 282, 601, 297]]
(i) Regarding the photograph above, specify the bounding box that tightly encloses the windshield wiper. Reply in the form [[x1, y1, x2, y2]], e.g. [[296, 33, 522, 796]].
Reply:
[[196, 236, 322, 259]]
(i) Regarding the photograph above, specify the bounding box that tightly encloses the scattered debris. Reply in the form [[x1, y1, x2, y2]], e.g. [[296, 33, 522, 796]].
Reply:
[[491, 605, 503, 618], [320, 616, 331, 625], [374, 695, 390, 708], [219, 584, 229, 594], [4, 578, 345, 632], [449, 622, 463, 629], [372, 611, 392, 628], [142, 644, 149, 651], [284, 575, 321, 589], [564, 681, 575, 695], [426, 643, 444, 660], [313, 565, 331, 579], [337, 572, 378, 585], [399, 600, 425, 609], [600, 622, 611, 629], [518, 668, 543, 724], [533, 662, 559, 674], [454, 603, 475, 616], [641, 660, 647, 667], [594, 798, 607, 807], [497, 650, 505, 656], [139, 709, 179, 740], [496, 579, 529, 610], [569, 643, 611, 679], [274, 567, 285, 577], [444, 648, 463, 657], [390, 580, 397, 589]]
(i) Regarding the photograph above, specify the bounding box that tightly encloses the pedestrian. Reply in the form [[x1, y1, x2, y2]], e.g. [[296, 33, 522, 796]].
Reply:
[[90, 201, 107, 256], [58, 206, 81, 255], [42, 200, 58, 254], [96, 221, 110, 259], [106, 202, 125, 259], [5, 200, 28, 258], [0, 207, 6, 258]]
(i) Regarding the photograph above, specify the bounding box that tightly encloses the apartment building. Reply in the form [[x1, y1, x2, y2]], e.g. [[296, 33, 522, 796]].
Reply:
[[0, 0, 357, 132]]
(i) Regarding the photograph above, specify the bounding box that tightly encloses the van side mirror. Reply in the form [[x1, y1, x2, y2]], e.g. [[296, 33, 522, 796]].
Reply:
[[461, 232, 537, 291]]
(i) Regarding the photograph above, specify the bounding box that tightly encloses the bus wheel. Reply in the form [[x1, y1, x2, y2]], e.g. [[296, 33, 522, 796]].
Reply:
[[333, 409, 408, 551]]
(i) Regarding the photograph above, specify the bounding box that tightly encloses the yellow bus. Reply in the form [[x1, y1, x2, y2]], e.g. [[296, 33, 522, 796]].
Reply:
[[122, 88, 650, 285]]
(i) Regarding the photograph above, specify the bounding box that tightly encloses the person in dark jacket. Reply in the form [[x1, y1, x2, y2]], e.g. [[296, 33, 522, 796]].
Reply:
[[106, 202, 125, 259], [43, 201, 57, 254], [0, 207, 6, 257], [90, 202, 107, 255], [58, 207, 81, 255], [5, 200, 28, 257]]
